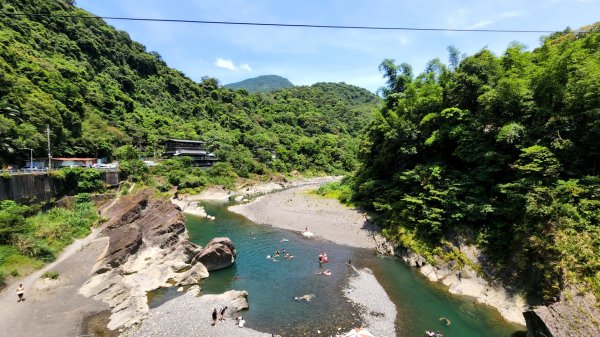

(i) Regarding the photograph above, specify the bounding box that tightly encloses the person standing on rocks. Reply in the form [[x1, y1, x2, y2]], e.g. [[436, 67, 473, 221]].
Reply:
[[212, 308, 217, 326], [16, 284, 25, 302], [219, 306, 227, 321]]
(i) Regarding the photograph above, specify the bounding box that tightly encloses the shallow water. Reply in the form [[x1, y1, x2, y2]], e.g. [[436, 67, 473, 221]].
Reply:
[[153, 201, 525, 337]]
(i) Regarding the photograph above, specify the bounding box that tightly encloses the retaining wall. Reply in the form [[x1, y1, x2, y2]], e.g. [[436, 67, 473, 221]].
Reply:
[[0, 171, 119, 202]]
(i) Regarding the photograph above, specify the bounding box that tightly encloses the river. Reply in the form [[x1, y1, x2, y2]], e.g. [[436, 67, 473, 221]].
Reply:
[[152, 200, 525, 337]]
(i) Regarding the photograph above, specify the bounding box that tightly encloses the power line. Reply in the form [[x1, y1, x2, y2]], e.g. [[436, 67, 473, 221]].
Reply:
[[0, 12, 559, 34]]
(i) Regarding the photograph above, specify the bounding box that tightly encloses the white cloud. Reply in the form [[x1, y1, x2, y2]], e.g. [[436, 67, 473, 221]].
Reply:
[[215, 58, 237, 70], [466, 20, 494, 29], [215, 58, 251, 72]]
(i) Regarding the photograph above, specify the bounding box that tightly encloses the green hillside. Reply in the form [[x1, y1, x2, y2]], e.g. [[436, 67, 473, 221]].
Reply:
[[224, 75, 294, 93], [0, 0, 378, 176], [351, 24, 600, 301]]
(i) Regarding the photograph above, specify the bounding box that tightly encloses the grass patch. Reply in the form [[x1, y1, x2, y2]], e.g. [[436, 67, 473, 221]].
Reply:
[[313, 181, 353, 205], [41, 271, 59, 279], [0, 196, 100, 279]]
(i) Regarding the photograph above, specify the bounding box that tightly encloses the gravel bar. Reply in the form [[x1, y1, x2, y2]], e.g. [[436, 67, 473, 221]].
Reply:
[[342, 268, 397, 337], [127, 287, 272, 337]]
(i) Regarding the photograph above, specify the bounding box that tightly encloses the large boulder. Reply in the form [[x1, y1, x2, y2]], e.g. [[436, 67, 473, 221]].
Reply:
[[195, 237, 236, 271], [524, 287, 600, 337]]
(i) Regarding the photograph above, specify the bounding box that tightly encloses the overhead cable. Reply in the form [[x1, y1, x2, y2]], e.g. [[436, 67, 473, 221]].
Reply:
[[0, 12, 560, 33]]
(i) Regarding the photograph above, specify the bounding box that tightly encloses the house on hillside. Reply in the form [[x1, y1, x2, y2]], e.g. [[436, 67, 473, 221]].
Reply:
[[51, 157, 98, 168], [163, 139, 218, 166]]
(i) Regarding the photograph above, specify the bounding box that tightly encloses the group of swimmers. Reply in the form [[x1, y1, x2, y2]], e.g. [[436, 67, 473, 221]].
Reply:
[[424, 317, 451, 336], [267, 248, 295, 261]]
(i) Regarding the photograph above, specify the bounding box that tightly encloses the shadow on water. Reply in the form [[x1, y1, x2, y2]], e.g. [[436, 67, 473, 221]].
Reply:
[[148, 200, 527, 337]]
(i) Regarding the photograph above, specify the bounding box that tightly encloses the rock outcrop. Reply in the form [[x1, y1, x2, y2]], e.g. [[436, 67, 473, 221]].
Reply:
[[79, 190, 211, 330], [396, 246, 527, 326], [195, 237, 237, 271], [524, 287, 600, 337]]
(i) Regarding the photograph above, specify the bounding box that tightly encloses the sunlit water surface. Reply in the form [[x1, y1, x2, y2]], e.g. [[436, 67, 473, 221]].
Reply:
[[149, 201, 525, 337]]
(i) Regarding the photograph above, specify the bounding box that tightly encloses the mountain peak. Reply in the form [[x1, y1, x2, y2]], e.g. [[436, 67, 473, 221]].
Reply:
[[224, 75, 294, 93]]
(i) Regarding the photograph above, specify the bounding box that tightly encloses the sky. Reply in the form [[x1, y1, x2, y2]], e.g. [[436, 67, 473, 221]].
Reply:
[[76, 0, 600, 92]]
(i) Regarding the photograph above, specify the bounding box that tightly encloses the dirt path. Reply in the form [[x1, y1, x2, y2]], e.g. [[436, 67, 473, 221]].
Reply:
[[0, 237, 109, 337], [0, 192, 126, 337]]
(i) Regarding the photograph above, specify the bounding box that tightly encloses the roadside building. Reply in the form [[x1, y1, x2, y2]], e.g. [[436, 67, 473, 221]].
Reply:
[[51, 157, 98, 168], [163, 139, 218, 166]]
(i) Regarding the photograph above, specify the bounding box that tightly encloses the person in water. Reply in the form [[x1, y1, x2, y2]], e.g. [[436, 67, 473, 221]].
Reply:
[[439, 317, 451, 326], [316, 269, 331, 276]]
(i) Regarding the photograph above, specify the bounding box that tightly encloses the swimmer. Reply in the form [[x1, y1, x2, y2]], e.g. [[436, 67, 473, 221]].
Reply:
[[316, 269, 332, 276], [439, 317, 451, 326], [425, 331, 435, 337], [293, 294, 314, 302], [280, 238, 289, 242]]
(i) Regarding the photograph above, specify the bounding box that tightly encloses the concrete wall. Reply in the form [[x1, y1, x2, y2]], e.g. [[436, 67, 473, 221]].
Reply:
[[0, 171, 119, 202]]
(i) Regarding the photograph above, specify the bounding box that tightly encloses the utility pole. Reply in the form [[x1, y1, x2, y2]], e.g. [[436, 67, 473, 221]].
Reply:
[[47, 124, 52, 171], [25, 148, 33, 169]]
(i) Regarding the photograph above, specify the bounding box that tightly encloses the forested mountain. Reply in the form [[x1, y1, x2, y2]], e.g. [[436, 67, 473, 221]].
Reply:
[[0, 0, 378, 175], [225, 75, 294, 93], [352, 24, 600, 302]]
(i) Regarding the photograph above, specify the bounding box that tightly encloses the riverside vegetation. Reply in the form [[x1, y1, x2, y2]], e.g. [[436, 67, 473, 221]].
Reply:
[[0, 193, 100, 288], [331, 23, 600, 307]]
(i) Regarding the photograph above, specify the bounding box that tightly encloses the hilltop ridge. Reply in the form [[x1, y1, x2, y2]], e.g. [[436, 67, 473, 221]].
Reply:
[[224, 74, 294, 93]]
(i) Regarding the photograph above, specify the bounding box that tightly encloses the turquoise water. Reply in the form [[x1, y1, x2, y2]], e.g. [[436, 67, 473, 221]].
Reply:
[[175, 201, 525, 336]]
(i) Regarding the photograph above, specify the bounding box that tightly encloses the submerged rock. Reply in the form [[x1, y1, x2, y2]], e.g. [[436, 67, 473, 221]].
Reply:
[[195, 237, 237, 271]]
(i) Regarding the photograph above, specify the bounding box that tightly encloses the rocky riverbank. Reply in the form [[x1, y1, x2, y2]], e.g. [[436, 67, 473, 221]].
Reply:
[[228, 178, 381, 249], [79, 190, 237, 331], [396, 246, 527, 326]]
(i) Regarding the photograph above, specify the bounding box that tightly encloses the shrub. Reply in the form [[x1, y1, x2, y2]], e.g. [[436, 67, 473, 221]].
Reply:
[[41, 271, 59, 279], [75, 193, 91, 203]]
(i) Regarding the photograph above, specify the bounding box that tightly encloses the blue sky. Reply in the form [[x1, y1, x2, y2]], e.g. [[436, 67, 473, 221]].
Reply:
[[76, 0, 600, 92]]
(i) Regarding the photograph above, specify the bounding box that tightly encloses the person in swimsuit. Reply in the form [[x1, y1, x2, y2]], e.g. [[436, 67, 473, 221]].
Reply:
[[16, 284, 24, 302]]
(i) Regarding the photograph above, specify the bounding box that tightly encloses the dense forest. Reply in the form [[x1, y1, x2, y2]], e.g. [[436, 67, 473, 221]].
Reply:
[[0, 0, 379, 177], [224, 74, 294, 93], [351, 24, 600, 302]]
